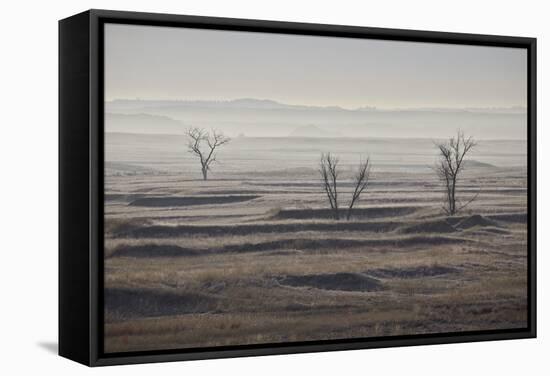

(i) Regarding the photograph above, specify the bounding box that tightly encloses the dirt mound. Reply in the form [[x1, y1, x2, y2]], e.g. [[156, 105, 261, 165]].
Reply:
[[270, 206, 418, 220], [400, 220, 457, 234], [109, 244, 200, 258], [476, 227, 510, 235], [104, 217, 151, 235], [104, 287, 218, 319], [129, 195, 260, 207], [367, 265, 459, 279], [115, 221, 401, 238], [279, 272, 383, 292], [219, 236, 465, 254], [487, 213, 527, 223], [105, 193, 144, 203], [456, 214, 499, 229], [109, 236, 467, 258]]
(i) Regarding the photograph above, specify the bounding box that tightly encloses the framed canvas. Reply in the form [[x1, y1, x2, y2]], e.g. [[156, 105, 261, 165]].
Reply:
[[59, 9, 537, 366]]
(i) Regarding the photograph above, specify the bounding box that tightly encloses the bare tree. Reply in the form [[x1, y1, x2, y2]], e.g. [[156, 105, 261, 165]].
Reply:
[[435, 130, 477, 216], [186, 127, 231, 180], [319, 153, 340, 220], [347, 157, 371, 220]]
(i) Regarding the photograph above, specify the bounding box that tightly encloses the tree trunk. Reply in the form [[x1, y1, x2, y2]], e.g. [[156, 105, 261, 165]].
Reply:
[[202, 167, 208, 180], [450, 175, 457, 215], [333, 188, 339, 220], [347, 195, 359, 220]]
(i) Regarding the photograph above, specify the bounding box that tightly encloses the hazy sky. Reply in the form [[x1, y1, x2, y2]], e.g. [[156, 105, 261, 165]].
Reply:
[[105, 23, 527, 109]]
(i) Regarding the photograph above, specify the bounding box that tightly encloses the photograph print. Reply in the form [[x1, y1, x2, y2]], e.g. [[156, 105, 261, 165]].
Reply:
[[103, 23, 529, 353]]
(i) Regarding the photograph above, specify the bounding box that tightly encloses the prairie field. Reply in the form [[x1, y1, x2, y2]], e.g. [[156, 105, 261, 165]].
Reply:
[[103, 134, 528, 353]]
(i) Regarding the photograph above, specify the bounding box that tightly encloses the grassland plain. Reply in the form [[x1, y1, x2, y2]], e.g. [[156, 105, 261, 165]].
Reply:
[[103, 135, 527, 353]]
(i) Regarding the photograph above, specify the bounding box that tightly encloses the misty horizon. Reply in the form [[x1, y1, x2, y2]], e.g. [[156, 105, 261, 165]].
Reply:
[[105, 96, 527, 140], [105, 24, 527, 140], [104, 132, 526, 142], [105, 97, 528, 113]]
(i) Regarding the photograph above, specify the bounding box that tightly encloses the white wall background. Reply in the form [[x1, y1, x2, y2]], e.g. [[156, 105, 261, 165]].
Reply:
[[0, 0, 547, 374]]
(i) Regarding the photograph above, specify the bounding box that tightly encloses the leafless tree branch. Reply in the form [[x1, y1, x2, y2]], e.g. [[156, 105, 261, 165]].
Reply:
[[434, 130, 477, 215], [347, 157, 371, 220], [319, 153, 340, 220]]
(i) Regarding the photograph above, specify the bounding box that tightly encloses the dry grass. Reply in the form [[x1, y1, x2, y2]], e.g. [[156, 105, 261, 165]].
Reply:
[[103, 161, 528, 353]]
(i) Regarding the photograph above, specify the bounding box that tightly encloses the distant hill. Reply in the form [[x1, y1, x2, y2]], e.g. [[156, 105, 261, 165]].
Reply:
[[289, 125, 342, 138], [105, 98, 527, 140], [105, 113, 185, 134], [105, 98, 346, 112], [106, 98, 526, 115]]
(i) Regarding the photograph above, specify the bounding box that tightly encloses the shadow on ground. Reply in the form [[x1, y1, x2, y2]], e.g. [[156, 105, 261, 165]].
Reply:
[[37, 342, 58, 355]]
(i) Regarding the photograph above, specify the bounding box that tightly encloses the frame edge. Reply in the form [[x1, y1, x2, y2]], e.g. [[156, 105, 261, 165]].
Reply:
[[59, 10, 93, 367], [68, 8, 537, 366]]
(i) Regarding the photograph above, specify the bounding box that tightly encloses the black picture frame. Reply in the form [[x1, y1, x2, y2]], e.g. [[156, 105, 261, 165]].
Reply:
[[59, 9, 537, 367]]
